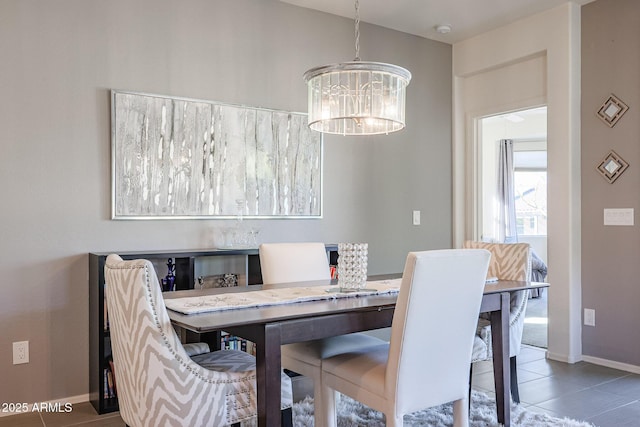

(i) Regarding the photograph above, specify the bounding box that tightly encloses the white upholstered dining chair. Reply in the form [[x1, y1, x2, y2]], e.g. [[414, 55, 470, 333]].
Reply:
[[259, 242, 386, 427], [463, 241, 532, 403], [319, 249, 491, 427], [104, 254, 293, 427]]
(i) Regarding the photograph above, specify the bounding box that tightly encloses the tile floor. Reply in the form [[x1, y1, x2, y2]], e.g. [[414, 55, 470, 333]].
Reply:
[[472, 345, 640, 427], [2, 345, 639, 426]]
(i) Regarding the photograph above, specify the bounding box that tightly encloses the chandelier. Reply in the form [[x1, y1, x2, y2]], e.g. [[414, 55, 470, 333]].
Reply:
[[303, 0, 411, 136]]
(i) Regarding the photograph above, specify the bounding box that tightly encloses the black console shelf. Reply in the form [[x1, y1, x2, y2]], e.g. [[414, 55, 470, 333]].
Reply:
[[89, 245, 337, 414]]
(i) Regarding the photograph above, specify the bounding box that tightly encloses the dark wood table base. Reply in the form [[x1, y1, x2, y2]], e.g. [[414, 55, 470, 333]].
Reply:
[[226, 296, 510, 427]]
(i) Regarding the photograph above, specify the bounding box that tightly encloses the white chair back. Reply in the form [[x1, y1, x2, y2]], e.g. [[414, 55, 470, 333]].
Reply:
[[259, 242, 331, 284], [260, 242, 383, 427], [386, 249, 490, 415]]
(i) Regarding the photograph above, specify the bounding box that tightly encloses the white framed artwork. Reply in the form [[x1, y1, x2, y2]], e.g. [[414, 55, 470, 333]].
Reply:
[[111, 90, 322, 219]]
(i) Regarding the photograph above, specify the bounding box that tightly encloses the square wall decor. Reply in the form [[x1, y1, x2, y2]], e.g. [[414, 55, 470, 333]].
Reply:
[[596, 94, 629, 127], [597, 150, 629, 184], [111, 91, 323, 219]]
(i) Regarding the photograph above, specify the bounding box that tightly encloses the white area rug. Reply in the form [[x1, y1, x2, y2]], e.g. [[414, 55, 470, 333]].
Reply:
[[287, 390, 595, 427]]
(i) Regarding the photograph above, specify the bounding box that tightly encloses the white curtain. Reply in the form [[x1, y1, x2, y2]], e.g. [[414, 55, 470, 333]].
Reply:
[[498, 139, 518, 243]]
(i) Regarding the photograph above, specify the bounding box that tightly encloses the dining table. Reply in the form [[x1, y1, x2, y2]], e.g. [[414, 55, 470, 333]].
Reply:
[[165, 275, 548, 427]]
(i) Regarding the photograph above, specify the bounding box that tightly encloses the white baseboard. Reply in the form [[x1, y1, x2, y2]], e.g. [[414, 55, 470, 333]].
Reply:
[[539, 349, 640, 374], [546, 350, 583, 364], [0, 393, 90, 418], [581, 355, 640, 374]]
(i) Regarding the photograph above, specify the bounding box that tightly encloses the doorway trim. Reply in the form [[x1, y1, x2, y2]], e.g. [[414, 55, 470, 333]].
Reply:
[[452, 3, 582, 364]]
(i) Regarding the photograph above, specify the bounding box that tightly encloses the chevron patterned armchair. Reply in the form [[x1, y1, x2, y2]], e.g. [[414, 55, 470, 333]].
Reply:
[[462, 241, 532, 403], [104, 254, 293, 427]]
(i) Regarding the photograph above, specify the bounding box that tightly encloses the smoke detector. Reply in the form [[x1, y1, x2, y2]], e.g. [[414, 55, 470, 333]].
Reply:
[[435, 24, 452, 34]]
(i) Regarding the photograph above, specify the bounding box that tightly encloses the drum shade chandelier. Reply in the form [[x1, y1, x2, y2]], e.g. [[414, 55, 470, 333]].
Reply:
[[303, 0, 411, 136]]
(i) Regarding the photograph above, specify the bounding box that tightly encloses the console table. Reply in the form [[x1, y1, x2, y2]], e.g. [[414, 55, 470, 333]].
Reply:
[[88, 246, 337, 414]]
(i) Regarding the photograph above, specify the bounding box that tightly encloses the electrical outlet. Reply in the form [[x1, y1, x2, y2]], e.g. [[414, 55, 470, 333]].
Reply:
[[584, 308, 595, 327], [13, 341, 29, 365]]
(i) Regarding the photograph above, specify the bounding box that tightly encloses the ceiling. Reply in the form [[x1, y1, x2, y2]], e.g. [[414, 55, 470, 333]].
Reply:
[[280, 0, 594, 44]]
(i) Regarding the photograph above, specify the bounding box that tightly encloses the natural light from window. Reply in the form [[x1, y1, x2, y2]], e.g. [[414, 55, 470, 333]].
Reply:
[[479, 106, 547, 242], [514, 148, 547, 236], [514, 169, 547, 236]]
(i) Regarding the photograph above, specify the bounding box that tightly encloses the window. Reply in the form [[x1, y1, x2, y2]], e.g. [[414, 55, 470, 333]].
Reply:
[[514, 150, 547, 236], [478, 107, 547, 242]]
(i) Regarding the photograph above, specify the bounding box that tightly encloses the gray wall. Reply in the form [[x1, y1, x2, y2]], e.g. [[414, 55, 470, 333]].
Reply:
[[0, 0, 452, 403], [581, 0, 640, 365]]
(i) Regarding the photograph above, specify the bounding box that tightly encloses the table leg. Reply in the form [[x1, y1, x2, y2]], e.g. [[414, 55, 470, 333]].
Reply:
[[255, 323, 283, 427], [491, 292, 511, 427]]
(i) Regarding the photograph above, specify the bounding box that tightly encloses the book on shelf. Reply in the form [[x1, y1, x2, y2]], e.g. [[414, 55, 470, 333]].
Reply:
[[103, 368, 116, 399], [220, 334, 256, 356], [108, 359, 117, 397], [103, 356, 117, 399], [245, 341, 256, 356]]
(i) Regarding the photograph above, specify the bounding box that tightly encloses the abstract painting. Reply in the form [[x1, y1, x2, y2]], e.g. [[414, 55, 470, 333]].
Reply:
[[111, 91, 322, 219]]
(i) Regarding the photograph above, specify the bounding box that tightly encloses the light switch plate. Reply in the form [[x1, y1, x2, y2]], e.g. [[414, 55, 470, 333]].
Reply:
[[604, 208, 634, 226], [584, 308, 595, 327], [412, 210, 420, 225]]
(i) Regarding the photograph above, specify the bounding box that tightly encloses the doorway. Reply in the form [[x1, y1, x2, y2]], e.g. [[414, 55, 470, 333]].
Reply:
[[478, 106, 548, 348]]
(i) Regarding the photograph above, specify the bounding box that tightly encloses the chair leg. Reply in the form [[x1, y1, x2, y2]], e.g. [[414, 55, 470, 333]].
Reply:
[[386, 412, 404, 427], [231, 409, 290, 427], [453, 397, 470, 427], [510, 355, 520, 403], [313, 375, 325, 427], [468, 363, 473, 411], [280, 407, 293, 427], [319, 384, 338, 427]]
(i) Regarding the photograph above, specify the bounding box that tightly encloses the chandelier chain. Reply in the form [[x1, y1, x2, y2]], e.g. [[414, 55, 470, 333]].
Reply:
[[354, 0, 360, 61]]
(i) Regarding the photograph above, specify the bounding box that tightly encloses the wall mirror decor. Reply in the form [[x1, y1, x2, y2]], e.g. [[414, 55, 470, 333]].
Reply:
[[111, 90, 322, 219], [596, 94, 629, 128], [597, 150, 628, 184]]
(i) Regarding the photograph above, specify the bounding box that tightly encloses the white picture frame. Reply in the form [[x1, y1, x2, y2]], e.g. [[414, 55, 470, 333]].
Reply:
[[111, 90, 323, 219]]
